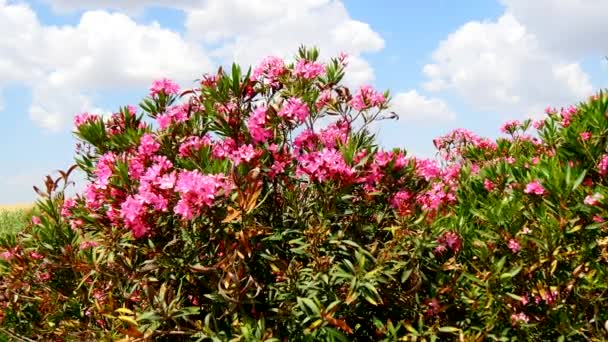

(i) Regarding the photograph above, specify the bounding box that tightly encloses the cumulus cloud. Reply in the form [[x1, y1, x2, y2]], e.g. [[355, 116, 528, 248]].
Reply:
[[0, 2, 213, 131], [185, 0, 384, 85], [422, 13, 593, 118], [501, 0, 608, 58], [42, 0, 200, 14], [390, 90, 455, 122], [1, 0, 387, 131]]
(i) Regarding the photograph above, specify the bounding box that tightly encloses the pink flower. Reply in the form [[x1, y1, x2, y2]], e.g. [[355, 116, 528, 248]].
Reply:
[[93, 152, 116, 190], [174, 171, 228, 220], [580, 132, 592, 141], [0, 250, 14, 261], [435, 231, 462, 254], [598, 154, 608, 176], [484, 179, 495, 192], [70, 218, 84, 230], [179, 135, 212, 157], [138, 134, 160, 157], [390, 191, 412, 216], [524, 181, 545, 195], [156, 103, 190, 129], [584, 193, 603, 206], [507, 239, 521, 253], [120, 196, 146, 224], [38, 272, 52, 282], [61, 198, 77, 217], [533, 120, 545, 129], [417, 182, 456, 211], [251, 56, 285, 87], [511, 312, 530, 325], [318, 120, 349, 148], [350, 85, 385, 111], [294, 59, 325, 79], [316, 89, 332, 110], [79, 241, 100, 250], [415, 159, 441, 181], [296, 148, 353, 183], [247, 106, 273, 143], [278, 97, 310, 123], [230, 144, 257, 166], [74, 112, 99, 128], [31, 216, 41, 225], [150, 78, 180, 97], [500, 120, 520, 134], [560, 105, 577, 127], [30, 251, 44, 260]]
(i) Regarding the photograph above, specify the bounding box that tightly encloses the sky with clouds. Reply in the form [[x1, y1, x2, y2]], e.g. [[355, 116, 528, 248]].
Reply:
[[1, 0, 607, 204]]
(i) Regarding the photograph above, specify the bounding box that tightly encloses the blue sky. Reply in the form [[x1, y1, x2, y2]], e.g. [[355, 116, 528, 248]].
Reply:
[[1, 0, 606, 204]]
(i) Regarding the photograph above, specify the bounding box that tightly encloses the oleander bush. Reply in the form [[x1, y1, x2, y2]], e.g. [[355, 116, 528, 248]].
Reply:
[[0, 47, 607, 341]]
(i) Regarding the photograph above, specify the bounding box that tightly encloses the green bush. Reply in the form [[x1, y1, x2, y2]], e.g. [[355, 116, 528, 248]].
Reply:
[[0, 47, 607, 341]]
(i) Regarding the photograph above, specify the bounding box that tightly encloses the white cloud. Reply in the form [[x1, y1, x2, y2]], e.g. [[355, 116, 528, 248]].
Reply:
[[0, 2, 213, 131], [390, 90, 455, 122], [501, 0, 608, 59], [422, 13, 593, 118], [1, 0, 387, 131], [42, 0, 200, 14], [186, 0, 384, 86]]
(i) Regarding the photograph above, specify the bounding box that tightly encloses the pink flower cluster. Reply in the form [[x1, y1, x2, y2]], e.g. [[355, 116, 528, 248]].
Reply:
[[433, 128, 497, 161], [524, 181, 545, 195], [174, 171, 229, 220], [179, 135, 212, 157], [580, 132, 592, 141], [119, 156, 176, 237], [296, 148, 353, 183], [150, 78, 180, 97], [294, 59, 325, 79], [560, 105, 578, 127], [138, 134, 160, 157], [484, 179, 495, 192], [251, 56, 286, 87], [278, 97, 310, 123], [500, 120, 521, 134], [511, 312, 530, 325], [74, 112, 99, 128], [598, 154, 608, 176], [507, 238, 521, 253], [350, 85, 385, 111], [434, 231, 462, 255], [157, 103, 191, 129], [247, 106, 273, 143], [390, 191, 413, 216], [584, 193, 603, 206]]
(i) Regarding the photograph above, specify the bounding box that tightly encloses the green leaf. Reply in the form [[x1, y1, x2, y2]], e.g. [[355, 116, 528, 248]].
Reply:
[[438, 326, 460, 333], [571, 169, 587, 191], [297, 297, 320, 316], [500, 265, 522, 279]]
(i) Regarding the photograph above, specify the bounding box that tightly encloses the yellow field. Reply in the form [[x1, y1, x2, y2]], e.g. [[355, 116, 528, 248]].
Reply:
[[0, 203, 33, 211]]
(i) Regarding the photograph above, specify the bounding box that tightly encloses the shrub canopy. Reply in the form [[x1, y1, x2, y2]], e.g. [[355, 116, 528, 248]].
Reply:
[[1, 47, 608, 341]]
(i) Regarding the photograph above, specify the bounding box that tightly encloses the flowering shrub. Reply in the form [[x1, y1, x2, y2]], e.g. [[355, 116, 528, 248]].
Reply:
[[1, 47, 608, 341]]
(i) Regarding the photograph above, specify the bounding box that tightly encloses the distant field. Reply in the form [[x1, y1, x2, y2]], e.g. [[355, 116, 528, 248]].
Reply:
[[0, 203, 33, 210], [0, 205, 32, 236]]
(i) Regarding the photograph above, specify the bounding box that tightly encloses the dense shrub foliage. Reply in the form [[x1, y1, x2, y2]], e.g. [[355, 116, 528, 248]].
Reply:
[[1, 47, 608, 341]]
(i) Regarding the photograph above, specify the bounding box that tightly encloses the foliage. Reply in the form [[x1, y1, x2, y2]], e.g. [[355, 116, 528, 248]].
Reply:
[[1, 47, 608, 341], [0, 208, 31, 238]]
